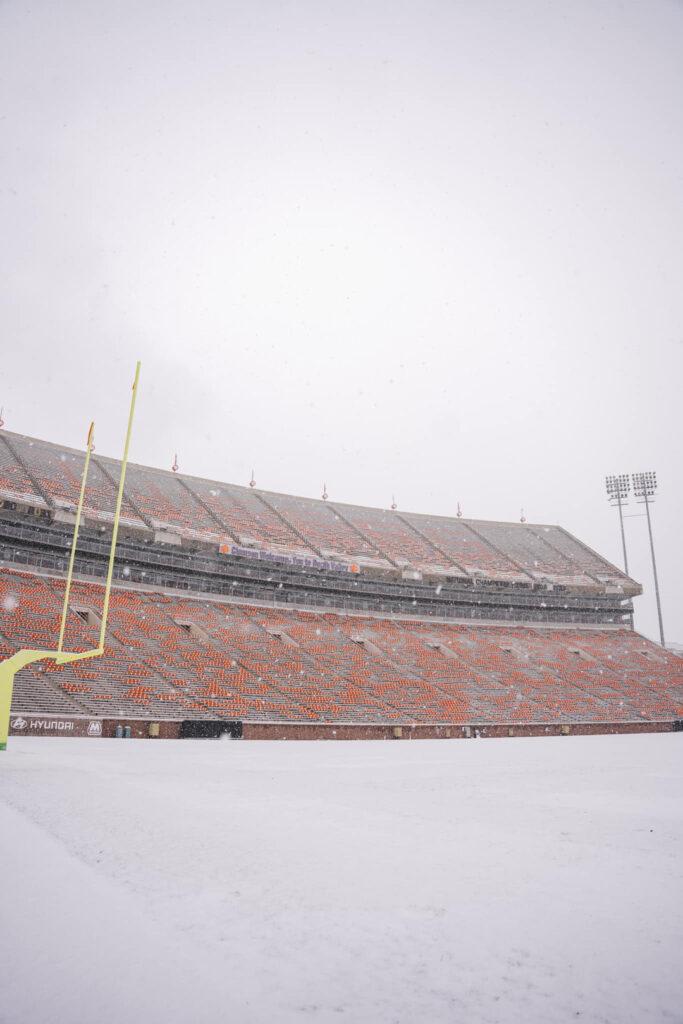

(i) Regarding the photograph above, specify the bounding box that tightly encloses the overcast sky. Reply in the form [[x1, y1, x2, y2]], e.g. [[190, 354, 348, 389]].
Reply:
[[1, 0, 681, 642]]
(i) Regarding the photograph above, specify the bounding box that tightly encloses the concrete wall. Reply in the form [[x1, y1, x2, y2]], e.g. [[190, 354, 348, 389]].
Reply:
[[241, 720, 676, 741], [7, 714, 676, 742], [7, 714, 180, 740], [101, 718, 180, 739]]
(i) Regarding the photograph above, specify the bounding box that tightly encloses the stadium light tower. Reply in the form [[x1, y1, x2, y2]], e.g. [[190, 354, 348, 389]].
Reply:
[[632, 472, 665, 647], [605, 474, 631, 574]]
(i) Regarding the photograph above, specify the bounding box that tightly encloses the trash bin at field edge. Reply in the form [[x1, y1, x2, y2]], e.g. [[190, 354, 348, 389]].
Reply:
[[148, 722, 160, 738], [123, 726, 131, 739], [115, 725, 123, 739]]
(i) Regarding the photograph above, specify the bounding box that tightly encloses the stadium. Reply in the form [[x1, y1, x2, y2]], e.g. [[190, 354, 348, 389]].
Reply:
[[3, 0, 683, 1018], [2, 427, 681, 741]]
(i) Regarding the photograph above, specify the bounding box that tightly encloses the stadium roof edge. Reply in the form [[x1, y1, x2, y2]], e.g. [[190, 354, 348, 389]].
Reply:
[[0, 428, 626, 540]]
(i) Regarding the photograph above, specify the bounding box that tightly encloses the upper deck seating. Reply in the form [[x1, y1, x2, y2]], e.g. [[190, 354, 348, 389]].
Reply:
[[334, 505, 454, 574], [472, 522, 595, 585], [261, 493, 381, 564], [16, 438, 143, 526], [402, 515, 530, 582], [188, 481, 317, 557], [0, 439, 48, 507], [123, 465, 220, 538], [1, 433, 640, 594], [533, 526, 629, 587]]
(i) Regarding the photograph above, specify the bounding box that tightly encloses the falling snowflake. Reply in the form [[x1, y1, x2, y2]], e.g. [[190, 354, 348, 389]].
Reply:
[[2, 595, 18, 612]]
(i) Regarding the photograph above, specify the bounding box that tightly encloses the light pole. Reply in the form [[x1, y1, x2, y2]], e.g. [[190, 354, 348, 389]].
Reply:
[[632, 471, 665, 647], [605, 474, 631, 574]]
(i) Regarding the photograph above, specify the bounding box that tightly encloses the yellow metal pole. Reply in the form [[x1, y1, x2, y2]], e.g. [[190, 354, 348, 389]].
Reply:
[[0, 361, 141, 750], [0, 651, 50, 749], [57, 422, 95, 653], [0, 647, 104, 749], [98, 362, 141, 649]]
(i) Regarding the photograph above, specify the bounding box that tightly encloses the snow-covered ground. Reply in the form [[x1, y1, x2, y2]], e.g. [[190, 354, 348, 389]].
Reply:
[[1, 734, 681, 1024]]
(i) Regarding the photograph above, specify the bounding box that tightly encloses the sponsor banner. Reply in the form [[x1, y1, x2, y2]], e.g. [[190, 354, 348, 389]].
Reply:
[[9, 716, 103, 737], [220, 543, 359, 574]]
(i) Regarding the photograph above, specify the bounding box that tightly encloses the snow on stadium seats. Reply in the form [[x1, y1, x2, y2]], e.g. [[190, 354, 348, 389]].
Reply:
[[122, 464, 219, 540], [0, 437, 48, 507], [331, 504, 455, 575], [0, 433, 633, 595], [531, 525, 631, 588], [188, 481, 318, 557], [471, 522, 596, 586], [258, 492, 381, 564], [9, 435, 144, 526], [401, 513, 531, 582], [2, 568, 680, 726]]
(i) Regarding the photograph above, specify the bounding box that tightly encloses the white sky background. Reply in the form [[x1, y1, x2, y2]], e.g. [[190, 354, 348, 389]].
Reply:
[[1, 0, 681, 642]]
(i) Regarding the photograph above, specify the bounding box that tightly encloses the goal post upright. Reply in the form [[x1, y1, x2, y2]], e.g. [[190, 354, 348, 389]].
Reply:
[[0, 361, 141, 750], [57, 421, 95, 654], [99, 359, 140, 648]]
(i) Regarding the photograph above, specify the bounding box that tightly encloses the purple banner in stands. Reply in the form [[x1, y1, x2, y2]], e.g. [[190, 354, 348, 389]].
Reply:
[[224, 544, 356, 573]]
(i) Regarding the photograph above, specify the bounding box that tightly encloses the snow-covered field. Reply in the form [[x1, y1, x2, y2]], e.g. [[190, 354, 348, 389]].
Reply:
[[1, 734, 681, 1024]]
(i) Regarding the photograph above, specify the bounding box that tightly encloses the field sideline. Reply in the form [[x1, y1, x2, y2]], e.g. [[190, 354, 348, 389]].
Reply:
[[1, 734, 682, 1023]]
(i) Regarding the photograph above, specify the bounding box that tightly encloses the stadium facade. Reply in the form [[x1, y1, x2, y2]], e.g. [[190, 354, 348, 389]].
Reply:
[[1, 430, 681, 740]]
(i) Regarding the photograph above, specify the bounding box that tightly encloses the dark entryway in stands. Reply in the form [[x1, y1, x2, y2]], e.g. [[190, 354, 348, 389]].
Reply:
[[180, 720, 243, 739]]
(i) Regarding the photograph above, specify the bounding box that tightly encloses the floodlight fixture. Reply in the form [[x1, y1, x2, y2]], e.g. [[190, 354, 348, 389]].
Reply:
[[632, 471, 657, 498], [605, 474, 631, 502]]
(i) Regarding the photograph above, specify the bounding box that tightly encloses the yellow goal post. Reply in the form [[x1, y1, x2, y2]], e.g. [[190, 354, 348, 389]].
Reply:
[[0, 361, 141, 750]]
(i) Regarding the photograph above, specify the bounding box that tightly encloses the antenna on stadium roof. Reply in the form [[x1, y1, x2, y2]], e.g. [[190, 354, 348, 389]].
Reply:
[[632, 471, 664, 647], [456, 502, 463, 518], [172, 454, 179, 473], [391, 495, 397, 510], [249, 469, 256, 488], [322, 483, 328, 500], [520, 509, 526, 523]]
